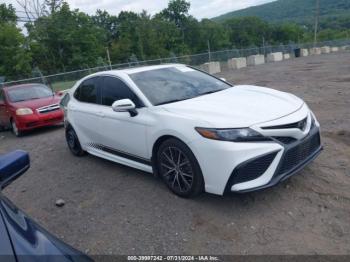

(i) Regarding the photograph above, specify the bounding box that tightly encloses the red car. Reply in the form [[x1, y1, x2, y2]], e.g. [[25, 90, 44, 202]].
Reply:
[[0, 83, 64, 136]]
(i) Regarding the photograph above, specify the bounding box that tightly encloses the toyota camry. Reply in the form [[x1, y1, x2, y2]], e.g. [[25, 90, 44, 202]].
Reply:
[[62, 64, 322, 197]]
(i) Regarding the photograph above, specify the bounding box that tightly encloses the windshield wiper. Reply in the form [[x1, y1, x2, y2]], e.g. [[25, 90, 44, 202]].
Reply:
[[156, 99, 185, 106], [156, 90, 223, 106], [198, 90, 222, 96], [13, 99, 29, 102]]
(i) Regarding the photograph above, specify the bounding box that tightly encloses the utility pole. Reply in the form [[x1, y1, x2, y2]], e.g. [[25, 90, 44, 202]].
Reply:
[[262, 36, 266, 55], [106, 48, 112, 70], [207, 40, 211, 62], [313, 0, 320, 47]]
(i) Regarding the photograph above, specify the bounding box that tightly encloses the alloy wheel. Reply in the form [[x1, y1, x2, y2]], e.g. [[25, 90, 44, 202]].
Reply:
[[159, 146, 194, 193], [67, 129, 78, 151], [65, 127, 86, 156]]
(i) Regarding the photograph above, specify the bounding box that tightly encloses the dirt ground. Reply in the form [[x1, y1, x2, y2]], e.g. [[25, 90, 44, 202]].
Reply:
[[1, 52, 350, 255]]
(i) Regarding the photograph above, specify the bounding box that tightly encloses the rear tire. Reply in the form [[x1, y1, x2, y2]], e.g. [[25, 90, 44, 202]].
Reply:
[[65, 126, 86, 156], [157, 138, 204, 198]]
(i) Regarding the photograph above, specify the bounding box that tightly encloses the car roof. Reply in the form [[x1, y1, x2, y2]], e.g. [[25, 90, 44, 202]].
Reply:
[[3, 83, 47, 90], [91, 64, 187, 77]]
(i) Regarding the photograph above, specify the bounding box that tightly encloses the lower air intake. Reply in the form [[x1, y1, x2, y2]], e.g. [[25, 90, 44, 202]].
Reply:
[[230, 151, 278, 184]]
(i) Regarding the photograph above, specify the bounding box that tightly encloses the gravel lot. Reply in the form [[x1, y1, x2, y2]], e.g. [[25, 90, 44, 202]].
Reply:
[[1, 52, 350, 255]]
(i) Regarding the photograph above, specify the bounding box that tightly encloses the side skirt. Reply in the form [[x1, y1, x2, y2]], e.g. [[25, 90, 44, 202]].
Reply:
[[86, 144, 153, 173]]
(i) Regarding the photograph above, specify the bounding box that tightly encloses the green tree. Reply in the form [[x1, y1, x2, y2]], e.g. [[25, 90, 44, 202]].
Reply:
[[0, 3, 17, 23], [158, 0, 190, 28], [157, 0, 191, 50], [224, 17, 271, 48], [199, 19, 230, 51], [317, 28, 350, 41], [27, 2, 106, 74], [45, 0, 63, 14], [2, 0, 345, 81], [271, 23, 305, 44], [92, 9, 119, 45], [151, 15, 185, 56], [109, 11, 141, 62], [0, 4, 31, 80]]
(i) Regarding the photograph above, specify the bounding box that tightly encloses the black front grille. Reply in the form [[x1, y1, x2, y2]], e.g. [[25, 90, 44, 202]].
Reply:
[[40, 108, 60, 114], [273, 137, 297, 144], [230, 151, 278, 185], [262, 117, 307, 130], [37, 104, 60, 114], [277, 131, 321, 174]]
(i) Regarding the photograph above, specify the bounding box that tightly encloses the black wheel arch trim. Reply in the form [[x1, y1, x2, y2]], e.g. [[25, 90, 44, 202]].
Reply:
[[151, 135, 177, 176]]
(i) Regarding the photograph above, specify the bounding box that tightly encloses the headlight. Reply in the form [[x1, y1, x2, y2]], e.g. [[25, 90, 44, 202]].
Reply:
[[16, 108, 34, 116], [195, 127, 271, 142]]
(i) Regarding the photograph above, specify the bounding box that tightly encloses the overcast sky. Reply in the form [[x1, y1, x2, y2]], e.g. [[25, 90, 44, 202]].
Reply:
[[8, 0, 275, 19]]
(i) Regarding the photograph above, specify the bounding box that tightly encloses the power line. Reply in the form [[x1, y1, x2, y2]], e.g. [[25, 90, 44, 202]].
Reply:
[[16, 10, 38, 14], [16, 16, 35, 22]]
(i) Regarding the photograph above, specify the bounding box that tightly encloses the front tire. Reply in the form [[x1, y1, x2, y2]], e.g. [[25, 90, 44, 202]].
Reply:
[[65, 126, 86, 156], [157, 138, 204, 198], [11, 120, 22, 137]]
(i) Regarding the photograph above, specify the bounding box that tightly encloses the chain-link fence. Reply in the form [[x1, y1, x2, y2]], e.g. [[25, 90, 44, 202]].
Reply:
[[2, 39, 350, 91]]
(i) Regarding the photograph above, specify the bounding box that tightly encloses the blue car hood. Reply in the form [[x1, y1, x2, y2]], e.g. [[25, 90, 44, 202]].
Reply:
[[0, 195, 93, 262]]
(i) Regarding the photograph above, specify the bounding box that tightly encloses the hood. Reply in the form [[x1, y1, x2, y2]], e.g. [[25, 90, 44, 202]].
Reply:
[[161, 85, 304, 128], [0, 196, 92, 261], [10, 96, 61, 110]]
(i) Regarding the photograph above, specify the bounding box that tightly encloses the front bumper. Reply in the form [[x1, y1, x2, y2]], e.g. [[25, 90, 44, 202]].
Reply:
[[15, 110, 64, 131], [235, 146, 322, 193], [225, 126, 322, 193], [189, 106, 322, 195]]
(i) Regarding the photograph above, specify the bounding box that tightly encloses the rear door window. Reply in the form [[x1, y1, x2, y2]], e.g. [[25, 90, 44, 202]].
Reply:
[[101, 76, 143, 107], [74, 78, 99, 104]]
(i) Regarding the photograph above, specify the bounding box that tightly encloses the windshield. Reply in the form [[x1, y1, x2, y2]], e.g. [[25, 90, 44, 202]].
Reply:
[[8, 85, 53, 102], [129, 66, 232, 105]]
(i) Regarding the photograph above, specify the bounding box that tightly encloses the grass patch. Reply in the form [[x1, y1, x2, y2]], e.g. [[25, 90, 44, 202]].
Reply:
[[51, 80, 76, 91]]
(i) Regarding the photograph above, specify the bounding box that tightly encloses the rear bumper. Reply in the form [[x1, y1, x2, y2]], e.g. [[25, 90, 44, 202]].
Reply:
[[15, 110, 64, 131]]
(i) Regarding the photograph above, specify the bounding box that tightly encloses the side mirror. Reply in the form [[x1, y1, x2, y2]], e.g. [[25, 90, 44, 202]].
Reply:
[[112, 99, 138, 117], [55, 91, 64, 96], [59, 93, 70, 108], [0, 150, 30, 190]]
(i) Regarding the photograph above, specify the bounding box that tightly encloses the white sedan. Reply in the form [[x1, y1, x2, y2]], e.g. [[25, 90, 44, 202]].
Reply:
[[62, 64, 322, 197]]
